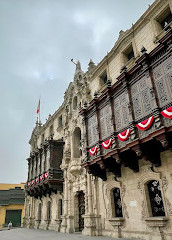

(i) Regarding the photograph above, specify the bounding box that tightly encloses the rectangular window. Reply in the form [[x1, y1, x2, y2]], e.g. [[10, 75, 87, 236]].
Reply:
[[58, 115, 63, 128], [113, 188, 123, 217], [123, 44, 134, 63], [49, 124, 53, 136], [41, 134, 44, 144], [147, 180, 165, 217], [99, 71, 107, 87], [156, 6, 172, 30]]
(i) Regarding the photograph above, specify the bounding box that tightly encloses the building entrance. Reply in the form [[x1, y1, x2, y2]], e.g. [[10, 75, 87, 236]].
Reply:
[[78, 191, 85, 231], [5, 209, 22, 227]]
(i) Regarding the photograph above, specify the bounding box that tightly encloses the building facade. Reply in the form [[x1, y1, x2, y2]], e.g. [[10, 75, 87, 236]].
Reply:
[[0, 183, 25, 229], [23, 0, 172, 239]]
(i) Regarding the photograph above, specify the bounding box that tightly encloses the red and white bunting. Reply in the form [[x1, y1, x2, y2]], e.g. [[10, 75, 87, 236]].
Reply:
[[89, 146, 98, 155], [44, 172, 49, 179], [31, 179, 35, 185], [101, 138, 113, 149], [136, 116, 154, 130], [117, 129, 131, 141], [35, 177, 39, 183], [27, 182, 31, 187], [40, 174, 44, 181], [161, 106, 172, 119]]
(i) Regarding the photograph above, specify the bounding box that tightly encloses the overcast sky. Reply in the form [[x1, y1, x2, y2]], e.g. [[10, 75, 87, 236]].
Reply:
[[0, 0, 154, 184]]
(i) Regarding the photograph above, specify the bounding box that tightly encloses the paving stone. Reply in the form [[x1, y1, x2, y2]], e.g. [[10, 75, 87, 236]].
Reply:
[[0, 228, 142, 240]]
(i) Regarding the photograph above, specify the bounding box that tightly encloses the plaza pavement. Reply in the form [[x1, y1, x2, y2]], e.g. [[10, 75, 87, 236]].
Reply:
[[0, 228, 143, 240]]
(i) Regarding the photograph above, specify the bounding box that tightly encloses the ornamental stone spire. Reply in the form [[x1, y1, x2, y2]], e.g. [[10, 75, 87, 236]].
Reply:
[[87, 58, 95, 73]]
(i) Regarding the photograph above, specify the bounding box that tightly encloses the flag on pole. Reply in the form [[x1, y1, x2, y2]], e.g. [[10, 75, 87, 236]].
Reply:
[[36, 99, 40, 114]]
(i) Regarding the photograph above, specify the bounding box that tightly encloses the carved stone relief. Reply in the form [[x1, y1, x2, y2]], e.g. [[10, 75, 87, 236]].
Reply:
[[104, 180, 128, 220], [137, 167, 172, 220]]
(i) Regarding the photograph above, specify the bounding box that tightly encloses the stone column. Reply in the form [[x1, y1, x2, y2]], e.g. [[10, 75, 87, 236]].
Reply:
[[87, 173, 93, 214], [61, 168, 68, 233], [28, 197, 35, 228], [93, 177, 102, 235], [66, 179, 74, 233], [28, 161, 31, 180], [83, 172, 97, 236]]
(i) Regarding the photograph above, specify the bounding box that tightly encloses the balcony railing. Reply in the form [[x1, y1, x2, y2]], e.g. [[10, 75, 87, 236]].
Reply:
[[26, 139, 64, 198], [80, 28, 172, 180], [26, 168, 63, 198]]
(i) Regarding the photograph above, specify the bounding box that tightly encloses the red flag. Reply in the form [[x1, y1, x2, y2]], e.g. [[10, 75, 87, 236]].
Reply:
[[36, 99, 40, 114]]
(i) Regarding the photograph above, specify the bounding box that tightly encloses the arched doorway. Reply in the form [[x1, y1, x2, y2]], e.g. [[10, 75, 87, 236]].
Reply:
[[72, 127, 82, 158], [78, 191, 85, 231]]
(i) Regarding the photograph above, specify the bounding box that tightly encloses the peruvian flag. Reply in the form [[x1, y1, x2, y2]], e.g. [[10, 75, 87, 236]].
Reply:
[[89, 146, 98, 155], [40, 174, 44, 181], [136, 116, 154, 130], [101, 138, 113, 149], [36, 99, 40, 114], [35, 177, 39, 183], [117, 129, 131, 141], [44, 172, 49, 179], [161, 106, 172, 119], [31, 179, 35, 185], [27, 182, 31, 187]]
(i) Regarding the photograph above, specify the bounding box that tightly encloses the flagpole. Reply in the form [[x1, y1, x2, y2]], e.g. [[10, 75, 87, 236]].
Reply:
[[36, 97, 41, 125], [39, 98, 40, 124], [38, 96, 41, 124]]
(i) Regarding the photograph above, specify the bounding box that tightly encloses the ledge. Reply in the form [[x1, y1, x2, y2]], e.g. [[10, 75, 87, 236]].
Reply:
[[144, 217, 169, 227], [109, 217, 125, 227]]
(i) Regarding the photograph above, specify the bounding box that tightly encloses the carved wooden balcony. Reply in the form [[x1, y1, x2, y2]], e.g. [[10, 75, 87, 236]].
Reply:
[[80, 28, 172, 180], [26, 139, 64, 198]]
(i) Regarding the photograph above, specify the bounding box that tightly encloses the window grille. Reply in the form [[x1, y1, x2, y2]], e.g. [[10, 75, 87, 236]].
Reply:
[[147, 180, 165, 217]]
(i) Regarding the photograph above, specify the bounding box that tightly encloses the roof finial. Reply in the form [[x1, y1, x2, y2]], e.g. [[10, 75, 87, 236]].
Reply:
[[88, 58, 96, 72]]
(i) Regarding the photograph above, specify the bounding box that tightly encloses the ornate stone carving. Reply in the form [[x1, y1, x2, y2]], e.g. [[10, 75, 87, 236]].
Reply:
[[141, 201, 147, 218], [145, 217, 168, 227], [123, 202, 129, 219], [165, 197, 172, 215], [162, 177, 168, 192]]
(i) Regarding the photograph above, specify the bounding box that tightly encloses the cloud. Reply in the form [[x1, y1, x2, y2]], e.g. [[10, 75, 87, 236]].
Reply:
[[0, 0, 154, 183]]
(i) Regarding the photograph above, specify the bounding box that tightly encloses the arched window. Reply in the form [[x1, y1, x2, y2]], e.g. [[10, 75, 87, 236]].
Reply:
[[47, 201, 51, 220], [147, 180, 165, 217], [112, 188, 123, 217], [73, 96, 78, 110], [38, 203, 42, 220], [73, 127, 82, 158]]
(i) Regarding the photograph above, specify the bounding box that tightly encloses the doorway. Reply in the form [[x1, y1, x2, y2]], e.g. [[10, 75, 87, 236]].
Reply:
[[78, 191, 85, 231], [5, 209, 22, 227]]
